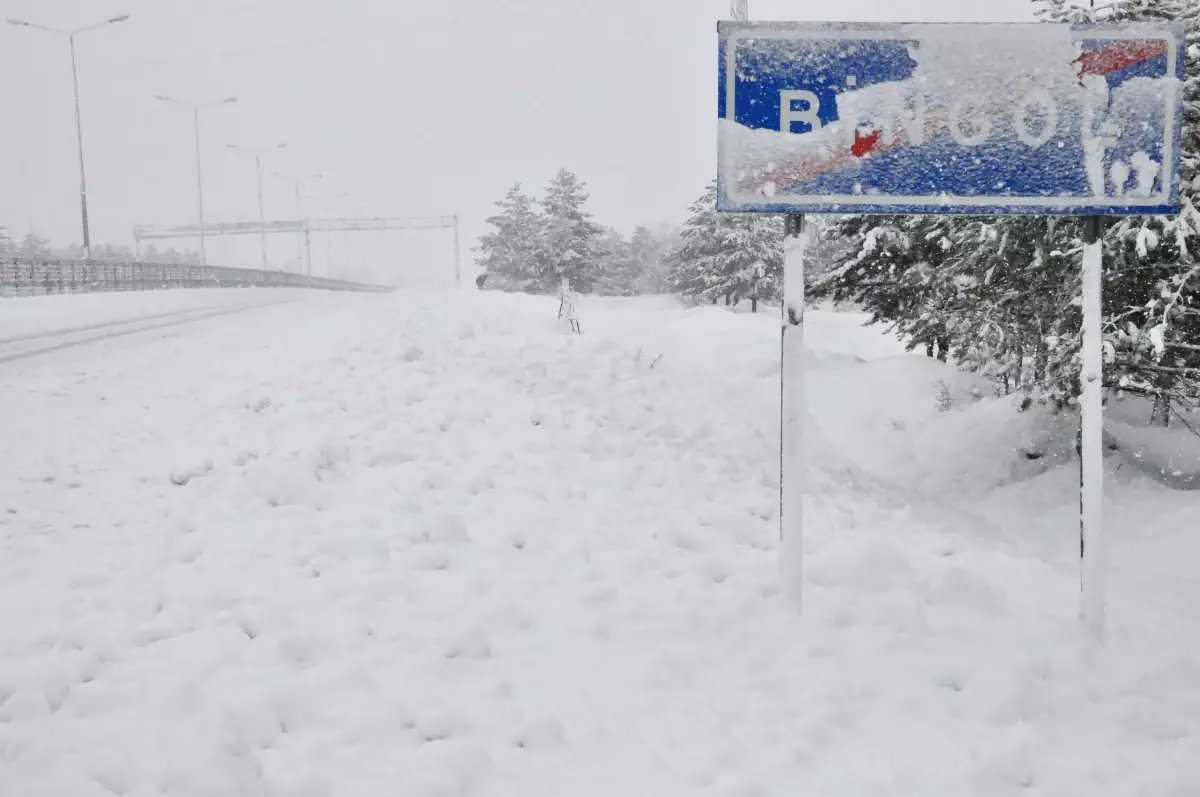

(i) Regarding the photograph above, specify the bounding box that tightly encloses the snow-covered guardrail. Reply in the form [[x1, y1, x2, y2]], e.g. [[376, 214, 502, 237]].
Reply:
[[0, 257, 394, 298]]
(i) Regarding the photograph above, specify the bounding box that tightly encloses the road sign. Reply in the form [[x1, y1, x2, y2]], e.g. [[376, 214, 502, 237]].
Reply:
[[717, 21, 1186, 215]]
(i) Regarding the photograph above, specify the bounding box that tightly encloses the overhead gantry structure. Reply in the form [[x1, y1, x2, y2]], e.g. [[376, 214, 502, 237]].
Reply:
[[132, 215, 462, 287]]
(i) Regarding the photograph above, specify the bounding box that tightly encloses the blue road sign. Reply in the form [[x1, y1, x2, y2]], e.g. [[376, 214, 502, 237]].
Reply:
[[717, 21, 1186, 215]]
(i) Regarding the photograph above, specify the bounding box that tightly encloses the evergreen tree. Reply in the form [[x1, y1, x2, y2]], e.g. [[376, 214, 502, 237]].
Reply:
[[714, 210, 784, 312], [814, 0, 1199, 421], [668, 180, 783, 311], [667, 182, 725, 301], [55, 243, 86, 261], [1032, 0, 1100, 22], [539, 169, 603, 293], [18, 231, 51, 259], [474, 183, 543, 292], [592, 228, 645, 296], [1100, 0, 1200, 420], [945, 216, 1084, 398], [811, 215, 947, 350], [628, 225, 668, 295], [628, 222, 676, 294], [94, 244, 135, 262]]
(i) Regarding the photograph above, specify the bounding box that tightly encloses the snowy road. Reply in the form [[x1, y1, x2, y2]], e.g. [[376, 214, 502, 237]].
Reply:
[[0, 301, 294, 364], [2, 289, 1198, 797]]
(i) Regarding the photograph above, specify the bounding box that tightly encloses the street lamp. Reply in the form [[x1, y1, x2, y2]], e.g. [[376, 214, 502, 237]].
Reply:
[[7, 14, 130, 260], [153, 95, 237, 266], [270, 172, 323, 275], [309, 173, 331, 276], [334, 192, 353, 276], [229, 143, 289, 270]]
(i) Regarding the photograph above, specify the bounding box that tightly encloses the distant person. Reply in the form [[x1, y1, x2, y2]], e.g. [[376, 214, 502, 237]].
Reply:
[[475, 273, 488, 289]]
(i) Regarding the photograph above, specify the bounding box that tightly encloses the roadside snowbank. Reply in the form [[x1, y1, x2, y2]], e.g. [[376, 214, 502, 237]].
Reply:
[[0, 289, 1196, 797]]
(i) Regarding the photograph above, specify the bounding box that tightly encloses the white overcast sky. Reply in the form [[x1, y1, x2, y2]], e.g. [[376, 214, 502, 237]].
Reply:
[[0, 0, 1035, 282]]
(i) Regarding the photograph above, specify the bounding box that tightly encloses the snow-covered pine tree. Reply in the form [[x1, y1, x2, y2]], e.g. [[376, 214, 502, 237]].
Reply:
[[810, 215, 943, 346], [715, 209, 784, 312], [18, 231, 51, 259], [942, 216, 1085, 398], [627, 226, 663, 295], [95, 244, 135, 262], [592, 228, 645, 296], [1108, 0, 1188, 23], [1032, 0, 1102, 23], [539, 169, 603, 294], [877, 215, 964, 361], [474, 183, 543, 292], [820, 0, 1199, 417], [804, 216, 855, 282], [666, 181, 725, 302], [1100, 0, 1200, 422], [667, 181, 783, 310]]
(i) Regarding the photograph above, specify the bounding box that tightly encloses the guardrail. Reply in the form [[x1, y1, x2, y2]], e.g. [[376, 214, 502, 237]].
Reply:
[[0, 258, 394, 298]]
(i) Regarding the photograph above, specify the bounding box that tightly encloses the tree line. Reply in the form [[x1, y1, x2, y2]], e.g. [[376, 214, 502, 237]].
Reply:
[[813, 0, 1199, 424], [473, 169, 676, 296], [473, 0, 1198, 426], [474, 170, 795, 311], [0, 226, 201, 265]]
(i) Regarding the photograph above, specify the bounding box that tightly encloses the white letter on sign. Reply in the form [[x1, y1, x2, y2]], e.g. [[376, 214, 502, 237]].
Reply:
[[1013, 88, 1058, 149], [780, 90, 822, 134], [884, 91, 926, 148], [948, 94, 992, 147]]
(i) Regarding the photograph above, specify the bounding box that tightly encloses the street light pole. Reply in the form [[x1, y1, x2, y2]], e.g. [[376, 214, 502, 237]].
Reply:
[[154, 95, 237, 266], [8, 14, 130, 260], [67, 34, 91, 259], [256, 153, 266, 269], [290, 179, 304, 272], [270, 171, 322, 274], [229, 143, 288, 270], [327, 216, 335, 276], [276, 172, 324, 276], [193, 108, 206, 267], [337, 193, 352, 274]]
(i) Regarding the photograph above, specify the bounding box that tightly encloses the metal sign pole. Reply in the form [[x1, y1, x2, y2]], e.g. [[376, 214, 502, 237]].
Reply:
[[1080, 216, 1106, 641], [782, 214, 806, 613]]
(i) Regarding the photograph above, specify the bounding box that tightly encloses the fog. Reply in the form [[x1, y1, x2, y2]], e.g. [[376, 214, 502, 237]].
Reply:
[[2, 0, 1033, 285]]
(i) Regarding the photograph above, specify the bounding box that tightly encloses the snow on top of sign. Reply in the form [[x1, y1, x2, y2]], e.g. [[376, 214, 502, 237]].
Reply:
[[719, 22, 1181, 211]]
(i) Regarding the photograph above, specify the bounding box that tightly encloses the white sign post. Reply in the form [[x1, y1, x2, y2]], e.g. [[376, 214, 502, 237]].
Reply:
[[781, 214, 806, 612], [1080, 216, 1106, 640]]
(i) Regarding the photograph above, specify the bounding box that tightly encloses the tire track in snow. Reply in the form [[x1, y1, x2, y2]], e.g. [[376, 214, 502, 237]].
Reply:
[[0, 299, 294, 365], [0, 304, 225, 345]]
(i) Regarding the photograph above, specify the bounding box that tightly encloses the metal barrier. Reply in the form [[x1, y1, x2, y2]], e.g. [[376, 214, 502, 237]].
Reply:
[[0, 258, 394, 298]]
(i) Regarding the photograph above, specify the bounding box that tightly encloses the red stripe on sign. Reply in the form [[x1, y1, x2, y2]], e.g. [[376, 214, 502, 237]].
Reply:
[[851, 129, 882, 159], [1073, 39, 1168, 77]]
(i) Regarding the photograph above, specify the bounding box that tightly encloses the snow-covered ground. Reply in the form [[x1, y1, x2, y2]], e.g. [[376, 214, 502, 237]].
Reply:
[[1, 289, 1197, 797], [0, 288, 312, 341]]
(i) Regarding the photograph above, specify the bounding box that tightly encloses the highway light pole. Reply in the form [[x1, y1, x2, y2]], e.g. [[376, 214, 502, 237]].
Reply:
[[7, 13, 130, 260], [153, 95, 237, 266], [271, 172, 324, 274], [229, 143, 289, 270], [334, 192, 352, 275]]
